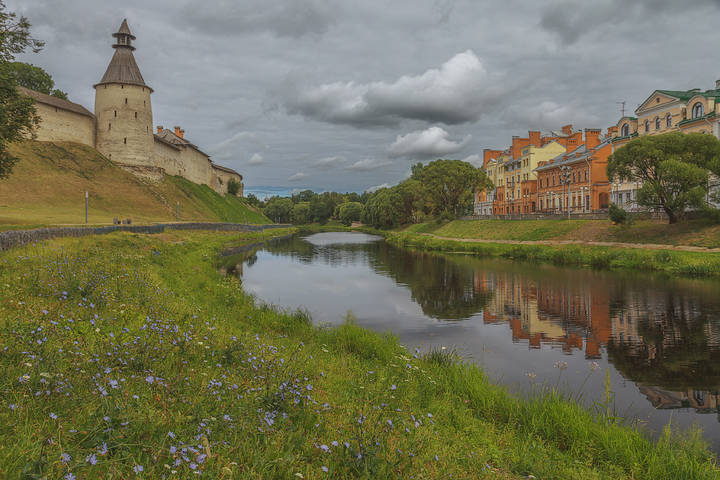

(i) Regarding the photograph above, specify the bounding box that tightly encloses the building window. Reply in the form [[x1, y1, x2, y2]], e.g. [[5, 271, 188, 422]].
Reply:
[[621, 124, 630, 136], [644, 120, 649, 132], [585, 170, 588, 181], [123, 137, 127, 144], [655, 117, 660, 130], [134, 112, 138, 119], [108, 123, 111, 131], [553, 175, 556, 186], [572, 173, 576, 183], [666, 114, 672, 128], [125, 98, 128, 104], [692, 102, 704, 119]]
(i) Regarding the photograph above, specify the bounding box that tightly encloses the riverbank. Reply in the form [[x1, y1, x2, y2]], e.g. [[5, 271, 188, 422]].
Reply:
[[1, 230, 717, 479]]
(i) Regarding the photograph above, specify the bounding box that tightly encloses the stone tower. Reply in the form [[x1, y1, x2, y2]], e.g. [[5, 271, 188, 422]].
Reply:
[[94, 19, 154, 168]]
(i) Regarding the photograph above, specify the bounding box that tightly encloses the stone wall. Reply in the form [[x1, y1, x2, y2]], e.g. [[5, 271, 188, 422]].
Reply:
[[33, 102, 95, 147], [211, 166, 243, 196], [94, 83, 154, 167]]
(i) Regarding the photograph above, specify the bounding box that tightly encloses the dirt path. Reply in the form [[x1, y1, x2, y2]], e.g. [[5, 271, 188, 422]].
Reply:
[[423, 234, 720, 253]]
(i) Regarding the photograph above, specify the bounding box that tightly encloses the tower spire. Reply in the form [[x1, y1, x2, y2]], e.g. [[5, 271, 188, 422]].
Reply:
[[112, 19, 136, 51]]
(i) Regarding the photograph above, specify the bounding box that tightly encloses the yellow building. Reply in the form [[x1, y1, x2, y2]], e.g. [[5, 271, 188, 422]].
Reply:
[[610, 81, 720, 210]]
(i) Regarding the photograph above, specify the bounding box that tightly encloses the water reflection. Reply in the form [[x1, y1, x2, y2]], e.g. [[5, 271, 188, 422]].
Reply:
[[230, 232, 720, 447]]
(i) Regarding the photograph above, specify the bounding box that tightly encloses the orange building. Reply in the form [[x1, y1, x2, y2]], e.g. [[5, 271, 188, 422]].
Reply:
[[535, 129, 612, 213]]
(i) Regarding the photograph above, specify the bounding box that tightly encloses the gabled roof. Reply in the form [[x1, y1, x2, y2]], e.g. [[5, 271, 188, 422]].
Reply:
[[19, 86, 94, 119], [534, 141, 612, 172], [154, 128, 209, 157]]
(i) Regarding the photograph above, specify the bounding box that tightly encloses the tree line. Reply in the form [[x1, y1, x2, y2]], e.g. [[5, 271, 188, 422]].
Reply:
[[256, 159, 490, 228]]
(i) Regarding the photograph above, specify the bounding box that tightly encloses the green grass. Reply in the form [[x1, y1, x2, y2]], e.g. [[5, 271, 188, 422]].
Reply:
[[0, 230, 717, 479], [0, 140, 270, 226], [386, 232, 720, 279], [414, 218, 720, 248]]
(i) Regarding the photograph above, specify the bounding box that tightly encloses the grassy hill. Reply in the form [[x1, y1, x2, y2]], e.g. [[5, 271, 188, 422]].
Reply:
[[408, 218, 720, 248], [0, 140, 269, 227]]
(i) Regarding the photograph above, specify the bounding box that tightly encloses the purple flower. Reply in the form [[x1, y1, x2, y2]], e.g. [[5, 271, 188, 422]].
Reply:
[[145, 375, 154, 384], [65, 474, 76, 480], [319, 444, 329, 452], [60, 453, 71, 463], [98, 443, 108, 455], [169, 446, 177, 454], [167, 431, 175, 439], [321, 466, 328, 472], [133, 464, 144, 473], [390, 384, 397, 390], [189, 462, 198, 470], [49, 412, 58, 420], [86, 453, 97, 465], [9, 404, 17, 410]]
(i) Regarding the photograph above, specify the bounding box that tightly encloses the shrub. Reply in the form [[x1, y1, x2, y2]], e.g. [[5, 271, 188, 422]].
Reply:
[[227, 178, 240, 196], [609, 203, 630, 224]]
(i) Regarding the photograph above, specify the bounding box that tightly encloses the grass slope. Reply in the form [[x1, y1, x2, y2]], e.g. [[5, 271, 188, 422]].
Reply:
[[421, 219, 720, 248], [0, 140, 269, 227], [0, 230, 717, 479]]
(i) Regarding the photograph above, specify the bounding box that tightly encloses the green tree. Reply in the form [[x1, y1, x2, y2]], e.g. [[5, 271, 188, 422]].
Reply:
[[291, 202, 311, 224], [338, 201, 363, 226], [309, 197, 332, 224], [0, 2, 45, 179], [227, 178, 240, 196], [263, 197, 293, 223], [416, 159, 490, 216], [607, 132, 718, 223], [5, 62, 66, 98]]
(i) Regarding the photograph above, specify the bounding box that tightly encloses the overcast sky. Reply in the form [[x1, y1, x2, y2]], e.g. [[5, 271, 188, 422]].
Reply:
[[10, 0, 720, 194]]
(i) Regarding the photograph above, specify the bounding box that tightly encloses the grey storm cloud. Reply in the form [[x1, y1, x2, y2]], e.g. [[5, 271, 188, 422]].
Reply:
[[177, 0, 337, 38], [540, 0, 720, 44], [8, 0, 720, 193], [282, 51, 507, 127], [388, 127, 470, 159]]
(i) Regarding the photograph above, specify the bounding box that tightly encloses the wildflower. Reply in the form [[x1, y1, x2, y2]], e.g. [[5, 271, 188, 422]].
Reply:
[[553, 361, 568, 370], [390, 384, 397, 390], [86, 453, 98, 465], [9, 404, 17, 410], [319, 444, 329, 452], [321, 466, 328, 473], [189, 462, 198, 470], [331, 441, 338, 447], [145, 375, 154, 384], [167, 431, 176, 439], [61, 453, 71, 463], [98, 443, 108, 455], [525, 372, 537, 381], [50, 412, 58, 420], [133, 464, 144, 473], [590, 361, 600, 371], [65, 474, 76, 480]]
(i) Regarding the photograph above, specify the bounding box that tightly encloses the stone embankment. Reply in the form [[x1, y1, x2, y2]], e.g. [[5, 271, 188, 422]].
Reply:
[[0, 223, 291, 252]]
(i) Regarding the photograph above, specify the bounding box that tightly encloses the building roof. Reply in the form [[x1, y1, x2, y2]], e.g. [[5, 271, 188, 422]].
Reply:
[[18, 86, 94, 119], [534, 140, 610, 172], [677, 111, 717, 127], [656, 89, 720, 102], [154, 128, 209, 157], [95, 20, 151, 90], [211, 163, 242, 179]]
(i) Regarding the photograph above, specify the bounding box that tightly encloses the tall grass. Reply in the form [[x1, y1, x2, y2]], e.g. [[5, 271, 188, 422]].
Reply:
[[0, 230, 717, 478]]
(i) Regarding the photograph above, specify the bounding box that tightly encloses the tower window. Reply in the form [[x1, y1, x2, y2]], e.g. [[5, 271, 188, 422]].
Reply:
[[108, 123, 111, 131], [125, 98, 128, 104], [124, 137, 127, 144], [121, 85, 124, 89], [134, 112, 137, 119], [114, 110, 117, 117]]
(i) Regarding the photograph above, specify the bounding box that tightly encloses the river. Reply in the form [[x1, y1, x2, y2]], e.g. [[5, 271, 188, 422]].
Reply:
[[224, 231, 720, 451]]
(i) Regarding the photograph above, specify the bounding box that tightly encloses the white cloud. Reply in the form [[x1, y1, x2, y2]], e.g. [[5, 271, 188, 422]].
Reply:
[[388, 126, 470, 158], [283, 50, 507, 126], [288, 172, 308, 182], [346, 159, 392, 171], [501, 101, 600, 130], [365, 183, 391, 193], [248, 153, 265, 165], [310, 156, 346, 168]]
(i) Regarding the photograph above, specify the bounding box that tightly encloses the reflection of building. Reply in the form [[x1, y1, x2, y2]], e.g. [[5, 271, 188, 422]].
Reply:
[[639, 386, 720, 414], [474, 268, 611, 357]]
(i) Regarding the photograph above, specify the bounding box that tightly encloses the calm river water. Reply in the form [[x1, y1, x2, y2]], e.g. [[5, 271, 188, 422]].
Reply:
[[226, 232, 720, 450]]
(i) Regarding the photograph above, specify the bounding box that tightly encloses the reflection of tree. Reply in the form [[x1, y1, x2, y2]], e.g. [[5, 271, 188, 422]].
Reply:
[[368, 244, 495, 320], [607, 289, 720, 391]]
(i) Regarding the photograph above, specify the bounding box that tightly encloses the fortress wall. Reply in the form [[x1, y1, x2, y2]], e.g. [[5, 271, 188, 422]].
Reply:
[[32, 103, 95, 147], [178, 146, 213, 186], [211, 167, 243, 196], [153, 140, 185, 177]]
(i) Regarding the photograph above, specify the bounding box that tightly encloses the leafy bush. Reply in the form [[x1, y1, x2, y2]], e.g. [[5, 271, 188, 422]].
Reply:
[[338, 201, 363, 226], [227, 178, 240, 196], [609, 203, 630, 224]]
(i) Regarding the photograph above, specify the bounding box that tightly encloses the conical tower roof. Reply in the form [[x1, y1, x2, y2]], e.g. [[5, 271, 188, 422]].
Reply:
[[94, 19, 152, 91]]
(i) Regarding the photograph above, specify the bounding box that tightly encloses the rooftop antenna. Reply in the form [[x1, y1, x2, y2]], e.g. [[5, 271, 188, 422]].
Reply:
[[616, 101, 626, 118]]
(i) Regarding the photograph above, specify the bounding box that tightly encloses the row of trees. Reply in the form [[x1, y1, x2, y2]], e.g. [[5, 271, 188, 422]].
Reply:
[[259, 159, 490, 228], [607, 132, 720, 224]]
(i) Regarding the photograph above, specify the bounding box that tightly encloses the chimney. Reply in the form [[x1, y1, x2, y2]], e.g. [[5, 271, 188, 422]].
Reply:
[[716, 79, 720, 90], [529, 130, 541, 147], [179, 129, 185, 139], [607, 126, 618, 137], [561, 124, 573, 135], [156, 125, 163, 134], [585, 128, 601, 149], [174, 126, 182, 138]]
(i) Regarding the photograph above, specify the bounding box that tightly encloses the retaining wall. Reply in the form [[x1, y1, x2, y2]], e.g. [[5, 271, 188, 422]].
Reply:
[[0, 223, 292, 252]]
